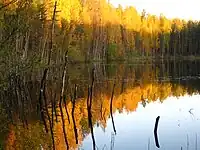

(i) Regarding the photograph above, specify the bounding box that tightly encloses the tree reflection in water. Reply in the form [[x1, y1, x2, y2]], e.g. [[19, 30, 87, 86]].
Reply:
[[1, 60, 200, 149]]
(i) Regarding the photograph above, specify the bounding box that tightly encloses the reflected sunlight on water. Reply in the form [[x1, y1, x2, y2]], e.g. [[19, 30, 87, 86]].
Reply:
[[81, 94, 200, 150]]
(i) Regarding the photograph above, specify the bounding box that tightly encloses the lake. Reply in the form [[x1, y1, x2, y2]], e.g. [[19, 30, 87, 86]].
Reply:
[[2, 60, 200, 150]]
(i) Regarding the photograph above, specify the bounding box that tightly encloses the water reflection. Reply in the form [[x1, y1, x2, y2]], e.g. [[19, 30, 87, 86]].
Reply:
[[2, 60, 200, 149], [81, 95, 200, 150]]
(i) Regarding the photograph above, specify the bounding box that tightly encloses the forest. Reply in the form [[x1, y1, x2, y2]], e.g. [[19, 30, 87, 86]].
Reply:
[[1, 0, 200, 68], [1, 0, 200, 149]]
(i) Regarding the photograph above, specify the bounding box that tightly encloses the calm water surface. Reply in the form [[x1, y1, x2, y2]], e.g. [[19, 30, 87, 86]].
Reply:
[[80, 95, 200, 150], [2, 60, 200, 150]]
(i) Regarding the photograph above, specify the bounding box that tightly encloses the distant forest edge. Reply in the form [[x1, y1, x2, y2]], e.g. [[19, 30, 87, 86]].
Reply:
[[1, 0, 200, 67]]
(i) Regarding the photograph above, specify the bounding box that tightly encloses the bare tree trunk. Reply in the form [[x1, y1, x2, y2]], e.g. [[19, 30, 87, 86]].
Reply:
[[110, 83, 116, 134], [47, 1, 57, 66], [0, 0, 17, 10], [59, 50, 69, 149], [16, 32, 20, 54], [154, 116, 160, 148], [120, 25, 128, 58], [71, 85, 78, 144], [37, 2, 57, 148], [23, 30, 30, 60], [41, 33, 48, 63], [87, 69, 96, 150], [43, 85, 56, 150]]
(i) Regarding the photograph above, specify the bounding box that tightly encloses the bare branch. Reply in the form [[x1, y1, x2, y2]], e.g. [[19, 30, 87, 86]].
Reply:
[[0, 0, 17, 10]]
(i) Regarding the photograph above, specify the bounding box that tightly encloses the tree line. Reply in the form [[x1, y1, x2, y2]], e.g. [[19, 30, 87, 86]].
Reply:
[[1, 0, 200, 68]]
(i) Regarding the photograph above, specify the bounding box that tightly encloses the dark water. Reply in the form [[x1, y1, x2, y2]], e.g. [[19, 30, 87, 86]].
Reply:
[[1, 60, 200, 150]]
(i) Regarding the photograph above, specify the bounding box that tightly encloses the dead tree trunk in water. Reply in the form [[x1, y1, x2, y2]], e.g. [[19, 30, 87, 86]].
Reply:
[[60, 23, 73, 124], [154, 116, 160, 148], [43, 85, 55, 150], [110, 83, 116, 134], [59, 50, 69, 149], [71, 84, 78, 144], [38, 69, 49, 133], [38, 2, 57, 149], [87, 69, 96, 150]]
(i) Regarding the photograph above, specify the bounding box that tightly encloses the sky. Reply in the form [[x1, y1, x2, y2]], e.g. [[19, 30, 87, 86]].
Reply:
[[109, 0, 200, 20]]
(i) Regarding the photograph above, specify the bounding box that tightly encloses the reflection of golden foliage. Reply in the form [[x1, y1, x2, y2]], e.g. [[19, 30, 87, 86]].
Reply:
[[5, 81, 194, 150], [52, 81, 190, 149], [54, 99, 87, 150], [5, 125, 16, 150], [5, 122, 52, 150]]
